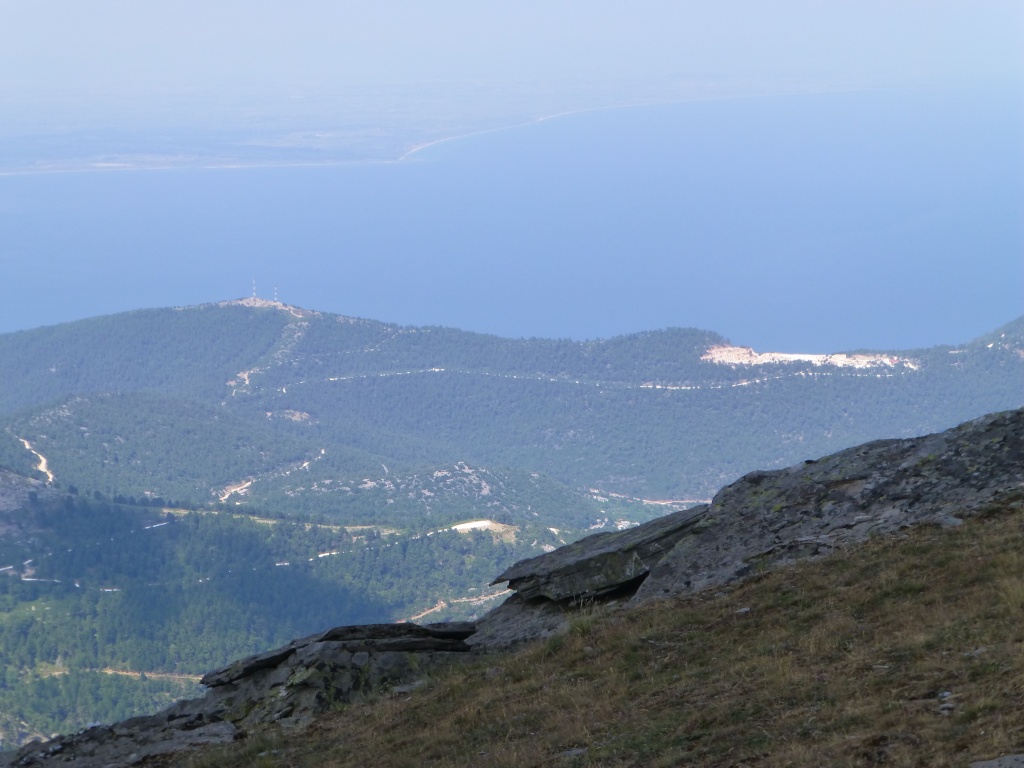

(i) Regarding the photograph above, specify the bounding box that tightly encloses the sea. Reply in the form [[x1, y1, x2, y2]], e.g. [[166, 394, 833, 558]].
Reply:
[[1, 83, 1021, 352]]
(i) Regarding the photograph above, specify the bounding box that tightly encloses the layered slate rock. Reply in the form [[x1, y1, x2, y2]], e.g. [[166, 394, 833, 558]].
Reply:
[[0, 622, 475, 768], [184, 621, 476, 731], [467, 506, 707, 649], [635, 407, 1024, 601], [491, 505, 708, 602], [465, 593, 579, 651], [199, 622, 475, 688], [485, 408, 1024, 616], [0, 717, 238, 768]]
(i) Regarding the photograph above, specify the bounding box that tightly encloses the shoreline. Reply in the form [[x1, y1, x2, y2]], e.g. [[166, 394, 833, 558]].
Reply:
[[0, 84, 884, 179]]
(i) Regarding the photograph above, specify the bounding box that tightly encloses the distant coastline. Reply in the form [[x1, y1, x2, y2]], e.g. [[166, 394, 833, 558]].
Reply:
[[393, 85, 883, 164], [4, 81, 1016, 352], [0, 84, 883, 178]]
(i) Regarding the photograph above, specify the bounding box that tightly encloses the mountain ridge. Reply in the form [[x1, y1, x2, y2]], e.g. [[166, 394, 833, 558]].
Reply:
[[1, 302, 1019, 509]]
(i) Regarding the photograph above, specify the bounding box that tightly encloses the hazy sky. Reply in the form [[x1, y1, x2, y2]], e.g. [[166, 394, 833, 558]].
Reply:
[[2, 1, 1022, 103]]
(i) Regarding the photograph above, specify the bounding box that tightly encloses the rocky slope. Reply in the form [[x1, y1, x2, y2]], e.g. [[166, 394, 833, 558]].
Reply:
[[3, 407, 1022, 767], [0, 624, 476, 767], [0, 470, 53, 514], [471, 405, 1023, 647]]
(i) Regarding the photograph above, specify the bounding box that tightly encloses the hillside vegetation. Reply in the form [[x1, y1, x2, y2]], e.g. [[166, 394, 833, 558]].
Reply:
[[181, 498, 1024, 768], [0, 304, 1020, 509], [0, 482, 618, 745], [0, 304, 1020, 750]]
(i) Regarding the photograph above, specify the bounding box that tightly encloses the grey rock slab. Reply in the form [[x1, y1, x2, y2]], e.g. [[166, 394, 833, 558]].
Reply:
[[481, 408, 1024, 649], [202, 622, 474, 687], [492, 504, 708, 601], [326, 636, 471, 653], [971, 757, 1024, 768], [466, 593, 573, 651], [635, 408, 1024, 602], [316, 622, 470, 642], [200, 631, 320, 687], [0, 719, 237, 768], [421, 621, 477, 639], [5, 622, 478, 766]]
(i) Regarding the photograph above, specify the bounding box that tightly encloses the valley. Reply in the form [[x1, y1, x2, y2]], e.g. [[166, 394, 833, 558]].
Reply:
[[3, 404, 1022, 766]]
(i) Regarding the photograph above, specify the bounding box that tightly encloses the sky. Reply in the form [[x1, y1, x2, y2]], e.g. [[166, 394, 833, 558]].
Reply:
[[1, 2, 1022, 350], [2, 1, 1022, 101]]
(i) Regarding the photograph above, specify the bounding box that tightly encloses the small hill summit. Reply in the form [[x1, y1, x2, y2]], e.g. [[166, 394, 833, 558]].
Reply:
[[3, 407, 1023, 768], [217, 297, 321, 319]]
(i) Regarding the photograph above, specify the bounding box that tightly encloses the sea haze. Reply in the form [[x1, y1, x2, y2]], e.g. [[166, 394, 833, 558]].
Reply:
[[1, 84, 1020, 352]]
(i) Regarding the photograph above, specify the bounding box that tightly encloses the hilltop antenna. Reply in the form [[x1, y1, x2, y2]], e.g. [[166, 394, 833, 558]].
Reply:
[[274, 286, 278, 303], [252, 279, 256, 299]]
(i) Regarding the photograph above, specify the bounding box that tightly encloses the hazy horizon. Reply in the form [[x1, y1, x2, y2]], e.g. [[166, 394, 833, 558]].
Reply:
[[1, 2, 1022, 352], [4, 2, 1021, 95]]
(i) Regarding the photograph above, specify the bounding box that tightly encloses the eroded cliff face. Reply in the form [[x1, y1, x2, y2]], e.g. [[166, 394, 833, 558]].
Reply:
[[5, 407, 1022, 767]]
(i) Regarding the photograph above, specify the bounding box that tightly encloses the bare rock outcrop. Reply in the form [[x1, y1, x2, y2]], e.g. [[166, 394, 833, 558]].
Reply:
[[477, 408, 1024, 644], [465, 592, 578, 651], [491, 505, 707, 602], [0, 622, 475, 768], [635, 407, 1023, 601], [0, 469, 52, 514], [466, 505, 707, 650]]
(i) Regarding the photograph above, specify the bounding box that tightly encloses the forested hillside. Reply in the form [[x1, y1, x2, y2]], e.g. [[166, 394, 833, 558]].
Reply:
[[0, 302, 1020, 507], [0, 473, 621, 746]]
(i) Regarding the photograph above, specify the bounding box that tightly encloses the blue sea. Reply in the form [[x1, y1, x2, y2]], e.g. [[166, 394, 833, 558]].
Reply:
[[1, 84, 1021, 352]]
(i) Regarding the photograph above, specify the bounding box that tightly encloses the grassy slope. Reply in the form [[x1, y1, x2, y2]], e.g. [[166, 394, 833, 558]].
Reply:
[[183, 498, 1024, 768]]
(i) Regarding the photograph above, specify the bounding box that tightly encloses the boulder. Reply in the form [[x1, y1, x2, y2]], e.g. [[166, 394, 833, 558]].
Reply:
[[470, 506, 706, 650]]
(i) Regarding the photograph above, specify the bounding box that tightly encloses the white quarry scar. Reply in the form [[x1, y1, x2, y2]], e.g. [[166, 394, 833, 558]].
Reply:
[[17, 438, 54, 484], [702, 345, 919, 370]]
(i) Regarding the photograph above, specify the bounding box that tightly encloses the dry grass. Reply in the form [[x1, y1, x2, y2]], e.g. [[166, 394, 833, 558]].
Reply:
[[183, 503, 1024, 768]]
